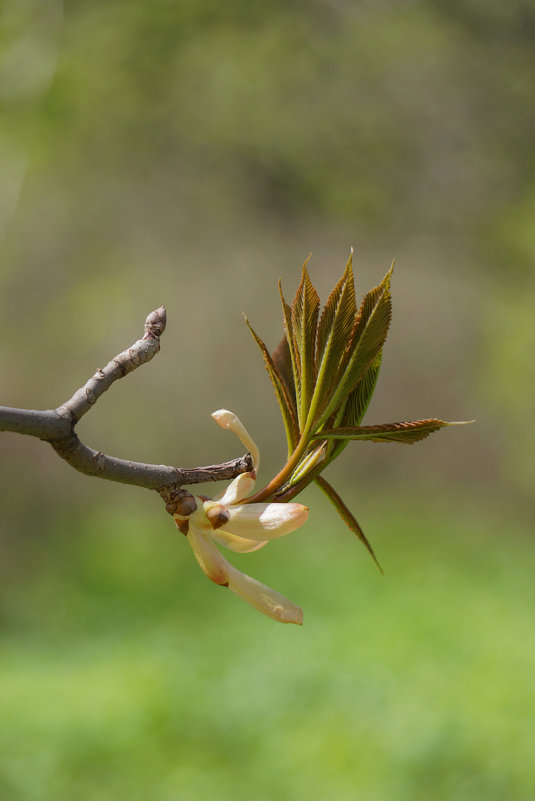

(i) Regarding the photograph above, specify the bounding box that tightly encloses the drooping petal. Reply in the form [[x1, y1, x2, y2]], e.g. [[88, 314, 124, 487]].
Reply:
[[222, 501, 309, 540], [187, 527, 229, 585], [211, 529, 268, 553], [211, 409, 260, 472], [226, 562, 303, 625], [187, 523, 301, 623], [215, 471, 257, 505]]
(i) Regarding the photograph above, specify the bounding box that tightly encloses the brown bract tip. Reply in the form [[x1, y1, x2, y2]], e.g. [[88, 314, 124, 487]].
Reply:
[[205, 503, 231, 530], [175, 518, 189, 535]]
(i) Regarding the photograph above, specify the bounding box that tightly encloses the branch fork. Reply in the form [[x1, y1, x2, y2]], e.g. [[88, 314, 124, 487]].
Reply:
[[0, 306, 252, 497]]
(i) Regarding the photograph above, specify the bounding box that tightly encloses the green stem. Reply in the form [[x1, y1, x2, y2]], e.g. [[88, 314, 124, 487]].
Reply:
[[242, 433, 311, 504]]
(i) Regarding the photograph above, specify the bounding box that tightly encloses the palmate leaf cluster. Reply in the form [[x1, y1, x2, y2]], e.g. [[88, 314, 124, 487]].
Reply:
[[247, 254, 462, 567]]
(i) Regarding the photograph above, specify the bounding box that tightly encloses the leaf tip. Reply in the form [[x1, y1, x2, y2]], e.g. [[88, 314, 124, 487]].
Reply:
[[300, 254, 313, 280], [382, 259, 395, 288], [278, 278, 290, 309], [243, 313, 255, 336]]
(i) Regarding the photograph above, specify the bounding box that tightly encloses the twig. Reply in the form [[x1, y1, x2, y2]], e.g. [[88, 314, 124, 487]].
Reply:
[[0, 307, 252, 494]]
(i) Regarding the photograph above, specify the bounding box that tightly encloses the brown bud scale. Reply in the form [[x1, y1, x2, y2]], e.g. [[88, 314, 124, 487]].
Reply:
[[174, 518, 189, 535], [205, 504, 230, 530], [174, 494, 197, 516]]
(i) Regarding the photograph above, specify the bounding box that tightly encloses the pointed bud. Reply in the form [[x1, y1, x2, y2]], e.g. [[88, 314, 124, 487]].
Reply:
[[144, 306, 167, 339]]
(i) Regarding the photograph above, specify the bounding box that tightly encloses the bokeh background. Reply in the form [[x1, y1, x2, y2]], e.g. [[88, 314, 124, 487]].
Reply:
[[1, 2, 534, 799]]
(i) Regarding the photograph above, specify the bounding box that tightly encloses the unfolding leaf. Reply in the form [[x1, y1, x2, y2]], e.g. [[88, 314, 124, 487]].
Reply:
[[271, 336, 296, 407], [287, 441, 328, 488], [245, 318, 299, 454], [290, 260, 320, 429], [317, 418, 454, 443], [279, 280, 302, 421], [326, 352, 383, 461], [273, 442, 332, 501], [245, 256, 470, 523], [305, 253, 357, 432], [341, 351, 383, 427], [316, 266, 393, 429], [315, 475, 382, 572], [316, 252, 357, 362]]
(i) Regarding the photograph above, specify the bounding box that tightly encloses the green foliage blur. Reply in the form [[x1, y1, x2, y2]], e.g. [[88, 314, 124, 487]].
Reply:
[[1, 1, 534, 799]]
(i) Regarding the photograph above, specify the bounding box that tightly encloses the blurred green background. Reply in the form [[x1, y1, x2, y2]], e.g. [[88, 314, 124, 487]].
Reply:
[[1, 1, 534, 799]]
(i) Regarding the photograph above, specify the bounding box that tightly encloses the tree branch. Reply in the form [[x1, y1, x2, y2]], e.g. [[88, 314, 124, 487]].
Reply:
[[0, 307, 252, 494], [55, 307, 166, 425], [0, 407, 66, 439]]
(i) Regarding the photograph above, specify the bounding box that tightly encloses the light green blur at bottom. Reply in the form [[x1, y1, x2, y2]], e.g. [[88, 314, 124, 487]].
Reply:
[[1, 491, 534, 801]]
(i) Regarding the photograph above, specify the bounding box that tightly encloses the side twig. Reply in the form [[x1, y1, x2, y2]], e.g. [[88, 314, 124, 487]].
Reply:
[[0, 307, 252, 494]]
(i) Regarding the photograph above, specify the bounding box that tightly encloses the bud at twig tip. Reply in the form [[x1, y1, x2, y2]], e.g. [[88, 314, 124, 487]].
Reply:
[[144, 306, 167, 339]]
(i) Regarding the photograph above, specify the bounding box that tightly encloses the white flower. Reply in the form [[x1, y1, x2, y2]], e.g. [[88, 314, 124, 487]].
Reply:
[[173, 410, 308, 625]]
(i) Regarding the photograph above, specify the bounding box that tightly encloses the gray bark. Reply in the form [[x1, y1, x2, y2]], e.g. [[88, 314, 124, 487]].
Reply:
[[0, 306, 252, 495]]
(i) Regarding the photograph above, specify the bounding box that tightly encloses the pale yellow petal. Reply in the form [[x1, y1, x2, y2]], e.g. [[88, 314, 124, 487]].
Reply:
[[214, 472, 257, 505], [188, 498, 218, 534], [226, 563, 303, 625], [211, 529, 268, 553], [187, 522, 302, 623], [211, 409, 260, 472], [223, 502, 309, 540], [187, 527, 229, 585]]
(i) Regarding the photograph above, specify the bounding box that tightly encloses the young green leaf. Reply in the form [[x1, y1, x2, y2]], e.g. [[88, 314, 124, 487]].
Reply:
[[340, 352, 383, 428], [315, 266, 393, 429], [325, 353, 383, 461], [271, 336, 296, 408], [279, 280, 302, 422], [244, 255, 470, 530], [287, 441, 328, 488], [304, 253, 357, 432], [315, 252, 357, 362], [317, 418, 457, 443], [315, 475, 382, 572], [245, 318, 300, 454], [290, 261, 320, 429]]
